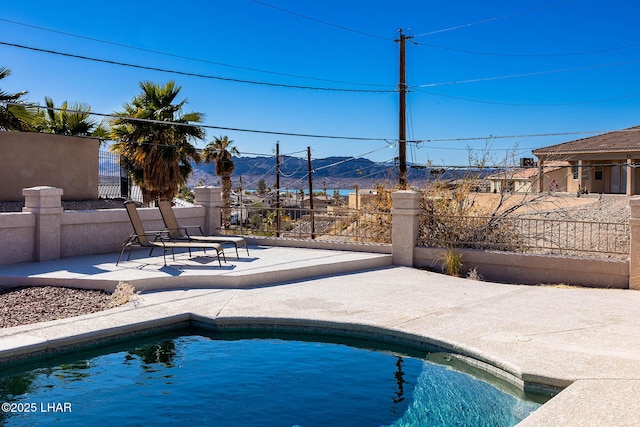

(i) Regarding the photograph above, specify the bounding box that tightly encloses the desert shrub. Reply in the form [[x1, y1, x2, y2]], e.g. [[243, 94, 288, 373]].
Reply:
[[466, 267, 484, 281], [418, 174, 525, 251], [353, 183, 393, 243], [438, 248, 463, 277], [109, 281, 138, 308]]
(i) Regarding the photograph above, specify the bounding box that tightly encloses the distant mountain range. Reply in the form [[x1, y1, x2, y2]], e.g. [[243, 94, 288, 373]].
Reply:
[[188, 155, 491, 190]]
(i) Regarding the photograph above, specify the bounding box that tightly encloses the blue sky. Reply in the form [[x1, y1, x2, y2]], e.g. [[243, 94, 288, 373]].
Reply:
[[2, 0, 640, 167]]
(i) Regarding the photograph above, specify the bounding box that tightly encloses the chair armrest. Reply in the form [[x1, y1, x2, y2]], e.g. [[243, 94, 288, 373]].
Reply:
[[182, 225, 205, 237]]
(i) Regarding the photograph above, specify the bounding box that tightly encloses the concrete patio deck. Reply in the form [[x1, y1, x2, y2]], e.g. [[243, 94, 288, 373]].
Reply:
[[1, 245, 640, 425]]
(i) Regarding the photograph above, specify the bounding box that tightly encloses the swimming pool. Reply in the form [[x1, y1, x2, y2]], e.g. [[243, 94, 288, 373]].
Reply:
[[0, 329, 544, 426]]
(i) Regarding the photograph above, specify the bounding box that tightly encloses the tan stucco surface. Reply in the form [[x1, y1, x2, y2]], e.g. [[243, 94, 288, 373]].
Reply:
[[0, 132, 98, 201]]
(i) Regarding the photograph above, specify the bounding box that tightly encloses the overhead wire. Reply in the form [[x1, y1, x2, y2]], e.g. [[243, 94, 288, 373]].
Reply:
[[412, 87, 640, 107], [312, 145, 395, 172], [0, 18, 391, 88], [412, 0, 583, 37], [414, 40, 640, 57], [4, 102, 392, 142], [250, 0, 392, 41], [0, 41, 396, 93], [9, 101, 640, 146], [267, 146, 398, 190], [277, 156, 305, 178], [0, 31, 640, 106], [415, 58, 640, 88], [6, 2, 631, 131]]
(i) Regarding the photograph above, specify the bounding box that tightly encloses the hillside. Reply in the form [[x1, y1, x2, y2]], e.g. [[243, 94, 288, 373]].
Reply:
[[188, 155, 485, 190]]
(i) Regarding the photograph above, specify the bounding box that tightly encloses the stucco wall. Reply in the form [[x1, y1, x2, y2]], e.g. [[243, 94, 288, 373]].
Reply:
[[0, 132, 99, 201], [0, 186, 633, 290], [0, 204, 208, 265], [59, 205, 207, 258], [542, 168, 570, 193], [415, 246, 629, 289], [0, 212, 35, 265]]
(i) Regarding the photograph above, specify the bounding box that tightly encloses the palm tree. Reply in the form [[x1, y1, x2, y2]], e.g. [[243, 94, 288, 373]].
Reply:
[[202, 135, 239, 229], [0, 66, 34, 131], [34, 96, 108, 138], [109, 81, 204, 204]]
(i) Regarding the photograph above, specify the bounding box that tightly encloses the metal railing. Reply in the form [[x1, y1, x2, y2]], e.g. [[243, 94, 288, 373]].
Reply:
[[220, 205, 392, 244], [419, 214, 629, 259], [98, 150, 131, 199]]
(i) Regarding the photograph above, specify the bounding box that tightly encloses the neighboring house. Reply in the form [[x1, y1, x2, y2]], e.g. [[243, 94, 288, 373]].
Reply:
[[302, 195, 333, 210], [532, 126, 640, 195], [487, 161, 570, 194]]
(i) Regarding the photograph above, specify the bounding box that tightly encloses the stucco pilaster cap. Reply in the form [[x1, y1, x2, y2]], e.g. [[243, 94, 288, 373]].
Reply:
[[22, 186, 64, 197]]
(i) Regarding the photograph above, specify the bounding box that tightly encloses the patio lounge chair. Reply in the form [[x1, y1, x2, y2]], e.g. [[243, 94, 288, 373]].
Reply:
[[157, 199, 249, 259], [117, 201, 226, 266]]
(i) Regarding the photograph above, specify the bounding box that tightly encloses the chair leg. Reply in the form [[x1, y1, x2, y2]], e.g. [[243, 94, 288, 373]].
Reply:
[[116, 245, 127, 266], [234, 244, 239, 259]]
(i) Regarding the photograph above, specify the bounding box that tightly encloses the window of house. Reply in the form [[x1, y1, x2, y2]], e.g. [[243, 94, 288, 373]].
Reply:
[[572, 165, 579, 180], [594, 165, 603, 180]]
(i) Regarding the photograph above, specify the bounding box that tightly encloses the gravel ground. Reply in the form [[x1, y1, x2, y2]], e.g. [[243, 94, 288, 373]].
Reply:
[[0, 286, 114, 328], [0, 199, 129, 212], [0, 199, 134, 329], [518, 195, 630, 223]]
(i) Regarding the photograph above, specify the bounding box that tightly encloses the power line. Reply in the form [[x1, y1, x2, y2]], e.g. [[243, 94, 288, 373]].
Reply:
[[411, 129, 640, 144], [250, 0, 392, 41], [412, 87, 640, 107], [313, 145, 394, 172], [412, 0, 582, 37], [0, 18, 390, 88], [414, 40, 640, 57], [416, 58, 640, 88], [412, 143, 539, 152], [9, 101, 639, 145], [0, 41, 396, 93], [6, 102, 392, 142]]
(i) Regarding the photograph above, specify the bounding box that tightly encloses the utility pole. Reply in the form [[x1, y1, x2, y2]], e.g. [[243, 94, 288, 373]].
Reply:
[[239, 175, 243, 233], [275, 141, 281, 237], [397, 29, 412, 190], [307, 146, 315, 239]]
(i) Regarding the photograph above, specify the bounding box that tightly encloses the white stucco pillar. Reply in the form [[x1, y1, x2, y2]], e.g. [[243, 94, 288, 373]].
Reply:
[[629, 197, 640, 290], [391, 190, 421, 267], [22, 186, 63, 262], [194, 186, 222, 235]]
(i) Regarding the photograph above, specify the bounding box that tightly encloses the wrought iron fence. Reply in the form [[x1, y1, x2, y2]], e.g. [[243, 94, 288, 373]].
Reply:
[[98, 150, 137, 200], [418, 214, 629, 259], [220, 205, 392, 244]]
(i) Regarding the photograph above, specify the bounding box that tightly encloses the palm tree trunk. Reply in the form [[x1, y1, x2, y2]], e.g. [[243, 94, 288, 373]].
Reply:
[[222, 173, 232, 230]]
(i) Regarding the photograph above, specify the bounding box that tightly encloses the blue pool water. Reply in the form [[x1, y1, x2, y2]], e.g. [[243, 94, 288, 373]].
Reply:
[[0, 329, 544, 426]]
